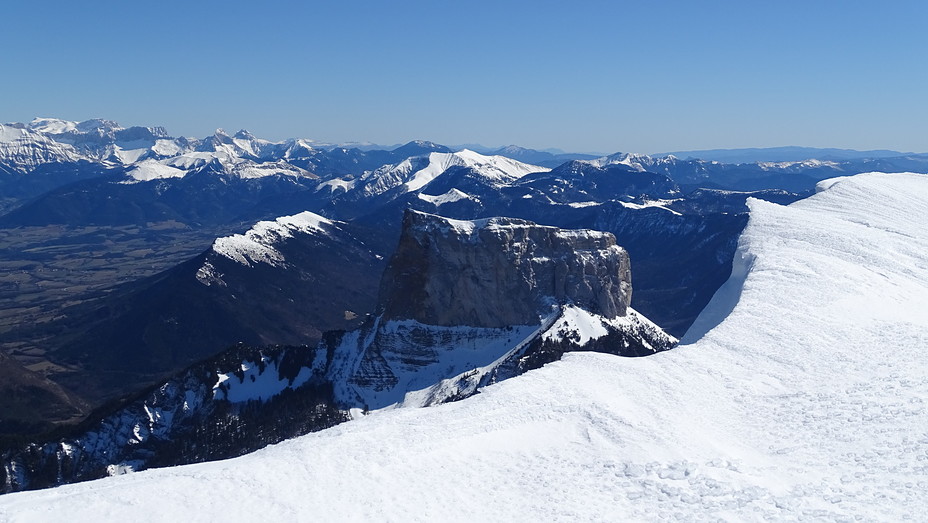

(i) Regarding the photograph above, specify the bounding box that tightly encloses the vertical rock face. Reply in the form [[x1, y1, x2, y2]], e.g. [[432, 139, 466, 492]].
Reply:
[[378, 210, 633, 328]]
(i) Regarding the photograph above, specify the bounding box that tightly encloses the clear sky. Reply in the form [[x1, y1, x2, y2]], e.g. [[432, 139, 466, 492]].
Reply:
[[3, 0, 926, 153]]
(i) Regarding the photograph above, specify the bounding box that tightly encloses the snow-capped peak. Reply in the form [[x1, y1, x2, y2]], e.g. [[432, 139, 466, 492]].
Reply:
[[210, 211, 337, 268], [418, 188, 475, 206], [0, 123, 28, 143], [194, 128, 274, 159], [75, 118, 120, 134], [497, 145, 530, 154], [416, 149, 546, 188], [356, 149, 549, 198], [28, 118, 123, 137], [231, 130, 272, 158], [587, 152, 660, 171], [124, 159, 186, 182], [27, 117, 79, 134], [0, 122, 85, 172], [584, 152, 694, 173]]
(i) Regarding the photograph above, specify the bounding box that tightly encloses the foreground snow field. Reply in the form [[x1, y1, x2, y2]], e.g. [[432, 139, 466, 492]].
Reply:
[[2, 172, 927, 521]]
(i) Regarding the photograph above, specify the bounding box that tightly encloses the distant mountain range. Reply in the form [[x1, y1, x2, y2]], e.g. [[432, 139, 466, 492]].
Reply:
[[657, 145, 926, 163], [4, 117, 927, 205]]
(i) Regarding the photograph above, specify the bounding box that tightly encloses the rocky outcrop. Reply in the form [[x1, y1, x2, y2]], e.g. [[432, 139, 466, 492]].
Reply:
[[1, 344, 346, 494], [328, 211, 674, 410], [379, 210, 632, 327]]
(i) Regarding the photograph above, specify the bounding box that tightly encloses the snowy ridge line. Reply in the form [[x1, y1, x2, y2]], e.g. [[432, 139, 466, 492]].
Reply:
[[4, 173, 926, 520], [618, 199, 682, 215], [758, 159, 841, 170], [585, 151, 685, 171], [417, 188, 475, 206], [0, 123, 85, 173], [210, 211, 336, 267], [406, 210, 616, 245], [345, 149, 550, 199]]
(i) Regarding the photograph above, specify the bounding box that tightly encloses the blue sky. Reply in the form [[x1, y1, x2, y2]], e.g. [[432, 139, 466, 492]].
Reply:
[[3, 1, 926, 153]]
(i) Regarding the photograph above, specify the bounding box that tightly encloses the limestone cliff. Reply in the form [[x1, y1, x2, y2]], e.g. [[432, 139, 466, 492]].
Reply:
[[378, 210, 632, 327]]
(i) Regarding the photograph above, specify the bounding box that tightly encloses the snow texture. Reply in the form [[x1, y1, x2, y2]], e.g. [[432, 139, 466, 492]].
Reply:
[[211, 211, 335, 267], [125, 159, 186, 181], [0, 123, 84, 172], [417, 188, 475, 206], [2, 172, 928, 521], [213, 357, 315, 403], [0, 124, 27, 143], [357, 150, 548, 198], [618, 199, 683, 215], [327, 317, 545, 410], [759, 159, 842, 170], [567, 201, 679, 213], [587, 151, 675, 171], [403, 149, 545, 191], [26, 118, 78, 135], [194, 261, 226, 287], [316, 177, 356, 194]]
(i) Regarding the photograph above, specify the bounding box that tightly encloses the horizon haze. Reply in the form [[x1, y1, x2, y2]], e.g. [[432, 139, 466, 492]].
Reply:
[[2, 1, 926, 153]]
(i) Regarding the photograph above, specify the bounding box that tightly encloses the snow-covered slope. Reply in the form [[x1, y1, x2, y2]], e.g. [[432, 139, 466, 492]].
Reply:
[[123, 159, 186, 181], [324, 303, 671, 411], [343, 149, 548, 198], [0, 123, 84, 172], [210, 211, 337, 268], [2, 172, 927, 519], [587, 151, 660, 171], [25, 117, 173, 164]]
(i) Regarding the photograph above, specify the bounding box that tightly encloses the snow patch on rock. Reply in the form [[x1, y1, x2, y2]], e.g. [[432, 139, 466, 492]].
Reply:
[[213, 356, 317, 403], [195, 261, 226, 287]]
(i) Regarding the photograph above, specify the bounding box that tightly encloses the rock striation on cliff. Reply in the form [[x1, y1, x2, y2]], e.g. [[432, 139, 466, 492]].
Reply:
[[379, 210, 632, 327]]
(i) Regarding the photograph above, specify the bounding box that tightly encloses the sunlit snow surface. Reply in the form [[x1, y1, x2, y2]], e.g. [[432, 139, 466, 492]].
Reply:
[[213, 356, 316, 403], [124, 159, 186, 181], [210, 211, 335, 267], [3, 172, 928, 521], [351, 149, 548, 198]]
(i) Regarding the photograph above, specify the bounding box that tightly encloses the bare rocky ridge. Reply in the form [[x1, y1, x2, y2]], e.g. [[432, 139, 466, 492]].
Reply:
[[379, 210, 632, 327]]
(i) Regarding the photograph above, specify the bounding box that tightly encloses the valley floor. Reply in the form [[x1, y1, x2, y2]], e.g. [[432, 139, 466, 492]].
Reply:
[[1, 172, 927, 521]]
